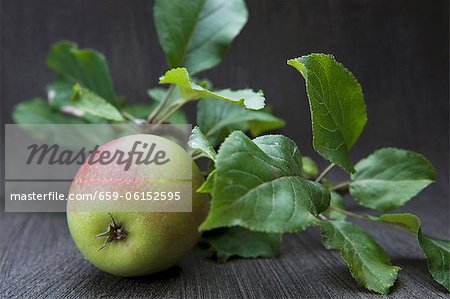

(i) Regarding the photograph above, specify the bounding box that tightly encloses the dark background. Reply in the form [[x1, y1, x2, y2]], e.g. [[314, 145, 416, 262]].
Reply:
[[1, 0, 449, 298]]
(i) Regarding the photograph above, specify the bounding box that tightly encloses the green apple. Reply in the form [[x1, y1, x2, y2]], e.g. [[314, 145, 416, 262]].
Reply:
[[67, 134, 209, 277]]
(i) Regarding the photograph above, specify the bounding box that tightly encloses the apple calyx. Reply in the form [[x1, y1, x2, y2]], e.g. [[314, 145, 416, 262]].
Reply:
[[95, 213, 128, 251]]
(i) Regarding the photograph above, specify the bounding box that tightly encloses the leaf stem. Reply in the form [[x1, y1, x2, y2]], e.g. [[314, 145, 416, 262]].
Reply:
[[156, 100, 186, 124], [328, 206, 370, 221], [327, 206, 416, 235], [192, 152, 207, 160], [315, 163, 336, 183], [330, 181, 350, 193], [147, 85, 175, 123], [318, 214, 328, 221], [122, 111, 144, 125]]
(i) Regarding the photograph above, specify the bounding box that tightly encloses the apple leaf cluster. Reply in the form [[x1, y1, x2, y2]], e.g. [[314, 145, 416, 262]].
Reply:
[[12, 0, 448, 294]]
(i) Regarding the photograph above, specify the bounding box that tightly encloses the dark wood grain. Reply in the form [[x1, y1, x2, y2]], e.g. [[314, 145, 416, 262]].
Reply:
[[1, 0, 449, 298], [0, 206, 449, 298]]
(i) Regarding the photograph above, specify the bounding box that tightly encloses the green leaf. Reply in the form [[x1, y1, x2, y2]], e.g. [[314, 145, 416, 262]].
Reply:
[[320, 220, 400, 294], [374, 213, 421, 234], [12, 98, 86, 124], [189, 126, 217, 160], [45, 80, 106, 123], [418, 234, 450, 291], [287, 54, 367, 173], [350, 148, 436, 212], [47, 41, 118, 105], [148, 77, 211, 103], [253, 135, 304, 174], [301, 156, 318, 178], [46, 80, 74, 108], [159, 68, 265, 110], [154, 0, 248, 74], [200, 132, 330, 233], [323, 192, 346, 220], [203, 227, 281, 263], [375, 213, 450, 291], [72, 85, 123, 121], [198, 169, 217, 193], [11, 99, 118, 148], [197, 99, 284, 146]]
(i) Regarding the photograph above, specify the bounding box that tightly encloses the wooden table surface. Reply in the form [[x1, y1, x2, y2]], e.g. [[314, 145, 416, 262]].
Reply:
[[1, 184, 448, 299]]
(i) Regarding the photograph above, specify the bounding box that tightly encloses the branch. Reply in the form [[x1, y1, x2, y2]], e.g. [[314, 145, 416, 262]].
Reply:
[[330, 181, 350, 194], [315, 163, 336, 183], [147, 85, 175, 123]]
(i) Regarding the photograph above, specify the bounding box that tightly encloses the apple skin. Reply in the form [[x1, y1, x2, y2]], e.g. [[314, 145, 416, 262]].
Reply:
[[67, 134, 209, 277]]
